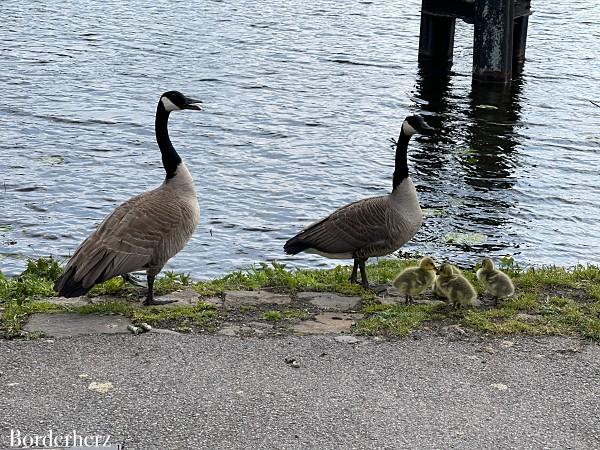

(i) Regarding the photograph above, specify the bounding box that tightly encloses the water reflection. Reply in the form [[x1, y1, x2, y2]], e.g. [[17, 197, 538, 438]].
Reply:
[[410, 63, 525, 264]]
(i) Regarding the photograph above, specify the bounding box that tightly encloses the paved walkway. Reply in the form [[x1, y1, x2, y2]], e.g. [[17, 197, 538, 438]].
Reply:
[[2, 289, 599, 449], [0, 333, 598, 449]]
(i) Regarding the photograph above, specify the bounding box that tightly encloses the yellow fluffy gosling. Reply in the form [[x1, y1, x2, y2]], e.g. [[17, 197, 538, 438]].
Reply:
[[433, 264, 461, 298], [392, 257, 437, 304], [436, 263, 479, 308], [476, 258, 515, 300]]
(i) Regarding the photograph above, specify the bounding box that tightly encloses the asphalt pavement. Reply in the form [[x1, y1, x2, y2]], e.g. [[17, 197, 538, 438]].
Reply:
[[0, 333, 598, 449]]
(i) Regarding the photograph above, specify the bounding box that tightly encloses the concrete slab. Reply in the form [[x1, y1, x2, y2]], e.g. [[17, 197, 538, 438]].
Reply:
[[23, 313, 133, 338], [224, 290, 291, 307], [157, 289, 202, 306], [42, 297, 91, 308], [293, 312, 364, 335], [153, 289, 222, 308], [296, 292, 361, 311]]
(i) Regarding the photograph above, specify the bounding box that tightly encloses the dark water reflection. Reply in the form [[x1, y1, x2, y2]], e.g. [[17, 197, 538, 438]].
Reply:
[[1, 0, 599, 277]]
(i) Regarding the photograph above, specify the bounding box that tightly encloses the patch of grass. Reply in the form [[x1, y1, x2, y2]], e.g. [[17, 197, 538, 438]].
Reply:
[[0, 257, 63, 302], [89, 277, 132, 297], [512, 265, 600, 291], [0, 273, 56, 302], [21, 256, 63, 281], [154, 271, 191, 295], [82, 271, 192, 298], [1, 301, 63, 338], [283, 309, 310, 320], [2, 257, 600, 341], [130, 304, 218, 332], [239, 305, 257, 314], [500, 292, 540, 312], [461, 309, 545, 335], [355, 304, 439, 337], [585, 285, 600, 302], [263, 310, 282, 322], [193, 260, 418, 301]]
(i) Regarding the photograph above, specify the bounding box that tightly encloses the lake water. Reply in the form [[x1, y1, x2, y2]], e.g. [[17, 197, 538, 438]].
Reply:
[[1, 0, 599, 278]]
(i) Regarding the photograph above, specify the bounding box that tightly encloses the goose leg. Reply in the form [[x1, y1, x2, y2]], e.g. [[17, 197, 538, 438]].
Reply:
[[358, 259, 369, 288], [358, 259, 389, 294], [350, 260, 359, 284], [143, 274, 176, 306], [122, 273, 146, 288]]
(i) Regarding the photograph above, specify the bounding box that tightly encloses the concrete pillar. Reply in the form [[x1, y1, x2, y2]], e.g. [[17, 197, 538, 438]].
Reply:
[[418, 13, 456, 68], [513, 15, 529, 65], [473, 0, 515, 83]]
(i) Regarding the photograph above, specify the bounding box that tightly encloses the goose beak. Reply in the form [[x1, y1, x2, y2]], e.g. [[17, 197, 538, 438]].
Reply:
[[417, 121, 434, 135], [183, 97, 203, 111]]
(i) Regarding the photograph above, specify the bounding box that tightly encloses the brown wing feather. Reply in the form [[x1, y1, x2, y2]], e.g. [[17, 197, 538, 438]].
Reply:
[[285, 196, 390, 255], [55, 188, 189, 296]]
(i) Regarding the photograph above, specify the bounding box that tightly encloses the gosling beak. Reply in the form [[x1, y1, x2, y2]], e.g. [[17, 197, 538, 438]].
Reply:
[[183, 97, 203, 111]]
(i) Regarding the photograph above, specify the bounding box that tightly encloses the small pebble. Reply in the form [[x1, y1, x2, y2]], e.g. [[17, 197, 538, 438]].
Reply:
[[284, 357, 301, 368], [481, 345, 495, 354], [334, 335, 359, 344], [127, 325, 142, 335], [88, 381, 114, 394]]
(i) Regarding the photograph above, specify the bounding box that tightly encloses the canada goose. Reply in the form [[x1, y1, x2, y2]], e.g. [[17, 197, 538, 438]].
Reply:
[[476, 258, 515, 300], [433, 264, 461, 298], [391, 257, 437, 304], [436, 263, 479, 308], [283, 115, 433, 288], [54, 91, 201, 305]]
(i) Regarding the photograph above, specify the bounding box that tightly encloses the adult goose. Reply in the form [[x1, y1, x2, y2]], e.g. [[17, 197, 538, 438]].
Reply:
[[54, 91, 201, 305], [284, 115, 433, 288]]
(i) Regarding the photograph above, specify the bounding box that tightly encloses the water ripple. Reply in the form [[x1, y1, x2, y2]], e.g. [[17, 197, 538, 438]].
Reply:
[[1, 0, 599, 277]]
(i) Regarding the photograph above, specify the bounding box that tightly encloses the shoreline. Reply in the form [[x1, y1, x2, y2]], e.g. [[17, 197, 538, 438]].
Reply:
[[1, 257, 599, 342]]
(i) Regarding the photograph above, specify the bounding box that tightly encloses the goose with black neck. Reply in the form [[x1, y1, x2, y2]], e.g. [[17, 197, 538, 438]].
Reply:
[[54, 91, 202, 305], [284, 115, 433, 289]]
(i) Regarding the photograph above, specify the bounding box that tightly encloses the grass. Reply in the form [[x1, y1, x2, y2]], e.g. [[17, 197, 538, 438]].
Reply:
[[130, 303, 219, 332], [355, 304, 441, 336], [262, 310, 282, 322], [191, 261, 414, 301], [1, 257, 600, 341]]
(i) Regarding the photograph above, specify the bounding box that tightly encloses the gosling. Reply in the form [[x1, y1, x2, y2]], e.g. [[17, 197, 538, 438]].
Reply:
[[436, 263, 479, 308], [433, 264, 461, 298], [476, 258, 515, 301], [392, 257, 437, 304]]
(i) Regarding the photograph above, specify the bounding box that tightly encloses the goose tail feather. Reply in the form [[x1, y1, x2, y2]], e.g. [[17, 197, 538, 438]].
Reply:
[[53, 266, 93, 298], [283, 236, 311, 255]]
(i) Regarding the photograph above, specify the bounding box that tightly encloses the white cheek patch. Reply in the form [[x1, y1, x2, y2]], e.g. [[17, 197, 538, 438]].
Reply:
[[402, 120, 417, 136], [161, 96, 180, 112]]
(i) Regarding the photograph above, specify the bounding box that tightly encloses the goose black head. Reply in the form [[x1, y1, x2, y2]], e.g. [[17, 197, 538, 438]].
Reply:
[[402, 115, 433, 136], [160, 91, 202, 112]]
